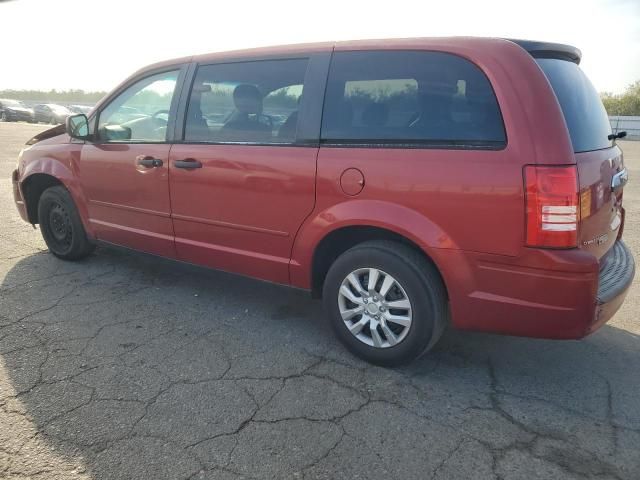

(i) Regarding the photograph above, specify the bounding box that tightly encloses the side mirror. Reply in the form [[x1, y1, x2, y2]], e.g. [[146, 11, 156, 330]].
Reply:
[[65, 114, 90, 140]]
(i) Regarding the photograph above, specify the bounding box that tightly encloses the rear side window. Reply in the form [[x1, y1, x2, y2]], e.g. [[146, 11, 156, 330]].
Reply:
[[321, 51, 506, 147], [536, 59, 612, 153], [185, 59, 308, 144]]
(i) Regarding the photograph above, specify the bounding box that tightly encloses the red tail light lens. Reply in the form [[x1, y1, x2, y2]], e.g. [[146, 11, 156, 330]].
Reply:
[[524, 165, 579, 248]]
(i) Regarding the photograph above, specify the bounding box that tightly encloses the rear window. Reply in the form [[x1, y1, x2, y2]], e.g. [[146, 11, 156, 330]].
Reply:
[[321, 51, 506, 147], [536, 58, 612, 153]]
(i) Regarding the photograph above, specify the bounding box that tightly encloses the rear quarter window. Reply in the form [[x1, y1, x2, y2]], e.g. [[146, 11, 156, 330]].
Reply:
[[321, 51, 506, 148], [536, 58, 612, 153]]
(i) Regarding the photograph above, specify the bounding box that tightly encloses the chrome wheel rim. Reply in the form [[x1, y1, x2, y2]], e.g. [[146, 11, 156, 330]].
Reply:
[[338, 268, 412, 348]]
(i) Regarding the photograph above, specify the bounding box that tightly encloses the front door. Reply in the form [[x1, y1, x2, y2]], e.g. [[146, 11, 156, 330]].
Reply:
[[168, 58, 318, 284], [78, 69, 181, 257]]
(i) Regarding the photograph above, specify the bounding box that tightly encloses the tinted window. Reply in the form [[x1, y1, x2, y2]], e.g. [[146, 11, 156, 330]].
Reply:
[[98, 70, 179, 142], [185, 59, 308, 143], [321, 51, 505, 146], [536, 58, 612, 153]]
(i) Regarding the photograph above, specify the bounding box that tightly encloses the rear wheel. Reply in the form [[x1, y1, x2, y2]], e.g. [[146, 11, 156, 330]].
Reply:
[[322, 240, 447, 366], [0, 111, 7, 122], [37, 186, 95, 260]]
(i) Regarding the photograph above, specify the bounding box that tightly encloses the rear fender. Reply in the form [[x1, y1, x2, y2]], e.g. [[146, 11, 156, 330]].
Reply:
[[289, 200, 459, 289]]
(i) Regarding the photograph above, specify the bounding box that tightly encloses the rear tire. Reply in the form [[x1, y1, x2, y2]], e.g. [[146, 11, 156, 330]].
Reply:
[[37, 186, 95, 260], [322, 240, 448, 366]]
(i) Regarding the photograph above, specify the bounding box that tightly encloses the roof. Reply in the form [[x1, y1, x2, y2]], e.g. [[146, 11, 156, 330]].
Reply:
[[131, 37, 582, 82]]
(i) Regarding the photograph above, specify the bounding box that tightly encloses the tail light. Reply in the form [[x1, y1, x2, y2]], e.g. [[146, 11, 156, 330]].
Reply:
[[524, 165, 579, 248]]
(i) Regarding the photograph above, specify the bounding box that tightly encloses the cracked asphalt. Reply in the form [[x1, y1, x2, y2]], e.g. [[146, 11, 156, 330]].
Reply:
[[1, 122, 639, 479]]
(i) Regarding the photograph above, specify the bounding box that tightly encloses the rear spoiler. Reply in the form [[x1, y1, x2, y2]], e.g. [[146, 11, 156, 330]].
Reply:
[[506, 39, 582, 64]]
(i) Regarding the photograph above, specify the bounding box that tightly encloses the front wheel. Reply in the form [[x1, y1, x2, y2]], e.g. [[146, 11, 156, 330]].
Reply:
[[323, 240, 448, 366], [37, 186, 95, 260]]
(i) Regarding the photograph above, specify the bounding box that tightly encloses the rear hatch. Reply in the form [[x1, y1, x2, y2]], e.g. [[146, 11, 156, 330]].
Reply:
[[536, 57, 625, 260]]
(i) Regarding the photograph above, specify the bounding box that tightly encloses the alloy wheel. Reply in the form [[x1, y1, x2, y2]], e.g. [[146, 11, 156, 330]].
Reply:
[[338, 267, 413, 348]]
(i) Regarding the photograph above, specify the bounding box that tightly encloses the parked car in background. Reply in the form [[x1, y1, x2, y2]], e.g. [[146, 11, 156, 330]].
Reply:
[[68, 104, 93, 115], [0, 99, 34, 122], [12, 37, 635, 365], [33, 104, 71, 124]]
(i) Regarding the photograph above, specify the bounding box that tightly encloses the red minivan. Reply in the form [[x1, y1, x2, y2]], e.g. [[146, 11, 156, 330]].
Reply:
[[12, 37, 634, 365]]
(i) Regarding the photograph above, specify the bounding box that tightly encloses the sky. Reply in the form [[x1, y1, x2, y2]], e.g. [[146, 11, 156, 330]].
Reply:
[[1, 0, 639, 94]]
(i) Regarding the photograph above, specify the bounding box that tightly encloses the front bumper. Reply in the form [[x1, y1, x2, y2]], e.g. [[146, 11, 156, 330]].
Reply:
[[5, 110, 33, 122], [12, 169, 28, 222]]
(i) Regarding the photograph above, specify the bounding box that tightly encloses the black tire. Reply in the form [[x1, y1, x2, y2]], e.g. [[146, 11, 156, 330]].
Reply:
[[322, 240, 448, 366], [37, 185, 95, 260]]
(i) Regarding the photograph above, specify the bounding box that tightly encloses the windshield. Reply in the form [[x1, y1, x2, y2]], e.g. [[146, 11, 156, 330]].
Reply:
[[536, 58, 612, 153], [2, 99, 23, 107]]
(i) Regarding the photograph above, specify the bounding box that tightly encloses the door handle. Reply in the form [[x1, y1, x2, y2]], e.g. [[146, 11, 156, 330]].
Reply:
[[174, 159, 203, 169], [137, 156, 163, 168]]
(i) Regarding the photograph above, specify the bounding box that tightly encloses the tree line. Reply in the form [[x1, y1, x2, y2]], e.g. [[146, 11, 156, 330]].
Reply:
[[601, 81, 640, 116], [0, 89, 107, 104]]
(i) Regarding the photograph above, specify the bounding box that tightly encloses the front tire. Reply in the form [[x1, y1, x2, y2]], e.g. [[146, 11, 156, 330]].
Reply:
[[323, 240, 448, 366], [37, 186, 95, 260]]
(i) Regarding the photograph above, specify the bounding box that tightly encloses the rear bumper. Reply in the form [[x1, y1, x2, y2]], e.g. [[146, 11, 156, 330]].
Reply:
[[432, 240, 634, 339], [12, 169, 28, 222], [589, 240, 635, 334], [3, 110, 32, 122]]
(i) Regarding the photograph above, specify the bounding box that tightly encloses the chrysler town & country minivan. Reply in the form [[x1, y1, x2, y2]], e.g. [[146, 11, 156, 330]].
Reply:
[[12, 37, 634, 365]]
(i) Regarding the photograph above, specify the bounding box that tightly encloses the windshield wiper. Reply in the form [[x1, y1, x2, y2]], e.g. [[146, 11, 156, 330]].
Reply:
[[608, 131, 627, 141]]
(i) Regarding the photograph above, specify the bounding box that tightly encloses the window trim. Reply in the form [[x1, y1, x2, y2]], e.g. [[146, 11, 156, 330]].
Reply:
[[90, 64, 189, 145], [174, 53, 331, 147], [319, 139, 506, 150], [319, 49, 508, 151]]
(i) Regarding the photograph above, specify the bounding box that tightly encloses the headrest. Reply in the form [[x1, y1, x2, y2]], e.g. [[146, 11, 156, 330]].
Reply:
[[193, 83, 212, 93], [233, 84, 262, 115]]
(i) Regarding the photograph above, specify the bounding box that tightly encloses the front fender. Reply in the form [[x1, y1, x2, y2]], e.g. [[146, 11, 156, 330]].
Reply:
[[20, 148, 93, 237], [289, 199, 459, 289]]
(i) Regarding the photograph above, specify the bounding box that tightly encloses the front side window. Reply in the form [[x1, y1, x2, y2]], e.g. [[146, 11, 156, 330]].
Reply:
[[98, 70, 179, 142], [185, 59, 308, 143], [321, 51, 506, 147]]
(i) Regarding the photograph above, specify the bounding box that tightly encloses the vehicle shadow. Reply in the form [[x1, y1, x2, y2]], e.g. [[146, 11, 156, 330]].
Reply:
[[1, 246, 639, 479]]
